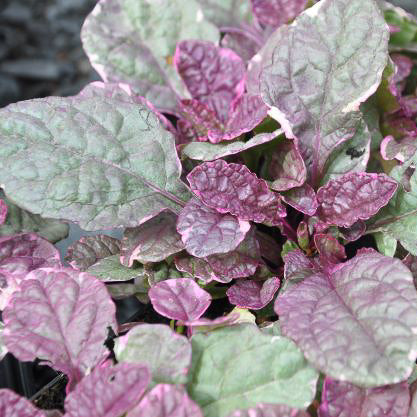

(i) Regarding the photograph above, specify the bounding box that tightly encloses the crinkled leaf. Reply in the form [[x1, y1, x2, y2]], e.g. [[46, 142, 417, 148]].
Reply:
[[226, 277, 280, 309], [0, 195, 68, 243], [381, 136, 417, 163], [115, 323, 191, 386], [0, 389, 45, 417], [175, 41, 245, 122], [188, 323, 318, 417], [251, 0, 308, 28], [275, 252, 417, 386], [175, 254, 217, 283], [129, 384, 203, 417], [187, 160, 286, 225], [182, 130, 281, 161], [3, 268, 117, 385], [0, 233, 61, 309], [228, 404, 309, 417], [260, 0, 389, 185], [65, 235, 121, 271], [374, 232, 397, 257], [86, 255, 145, 282], [64, 363, 150, 417], [282, 184, 318, 216], [338, 220, 366, 242], [121, 212, 184, 266], [0, 92, 191, 231], [146, 260, 188, 286], [317, 173, 397, 227], [284, 249, 317, 282], [403, 254, 417, 287], [221, 32, 258, 61], [318, 378, 410, 417], [81, 0, 219, 113], [149, 278, 211, 321], [177, 198, 250, 258], [314, 234, 346, 270]]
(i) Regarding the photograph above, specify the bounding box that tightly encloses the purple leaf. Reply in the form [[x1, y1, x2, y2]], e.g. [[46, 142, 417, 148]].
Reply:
[[3, 268, 117, 387], [0, 200, 7, 225], [221, 32, 258, 61], [226, 277, 280, 309], [319, 378, 410, 417], [283, 249, 318, 281], [0, 389, 45, 417], [128, 384, 203, 417], [227, 404, 310, 417], [317, 173, 398, 227], [175, 40, 245, 122], [179, 314, 240, 331], [64, 363, 150, 417], [121, 212, 184, 266], [314, 234, 346, 270], [0, 233, 61, 309], [282, 184, 318, 216], [390, 54, 413, 98], [65, 235, 121, 271], [338, 220, 366, 242], [177, 198, 250, 258], [251, 0, 308, 28], [187, 160, 286, 225], [149, 278, 211, 321], [174, 254, 217, 283], [275, 252, 417, 386], [380, 135, 417, 163], [403, 254, 417, 288], [269, 140, 307, 191]]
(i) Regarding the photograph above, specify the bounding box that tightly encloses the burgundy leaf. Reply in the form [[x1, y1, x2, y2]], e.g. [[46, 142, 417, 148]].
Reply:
[[0, 389, 45, 417], [64, 363, 150, 417], [3, 268, 117, 386], [319, 378, 410, 417], [177, 198, 250, 258], [187, 160, 286, 225], [175, 40, 245, 122], [282, 183, 318, 216], [221, 32, 258, 61], [251, 0, 308, 28], [121, 212, 184, 266], [283, 249, 318, 281], [149, 278, 211, 321], [390, 54, 413, 98], [179, 314, 240, 331], [128, 384, 203, 417], [338, 220, 366, 242], [269, 140, 307, 191], [65, 235, 121, 271], [174, 254, 217, 283], [380, 135, 417, 163], [226, 277, 280, 309], [314, 234, 346, 271], [0, 200, 7, 225], [317, 173, 398, 227]]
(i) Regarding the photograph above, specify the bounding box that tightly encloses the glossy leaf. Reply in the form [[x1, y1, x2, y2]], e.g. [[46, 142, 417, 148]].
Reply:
[[251, 0, 308, 28], [149, 278, 211, 321], [188, 324, 318, 417], [283, 249, 317, 282], [275, 252, 417, 386], [187, 160, 286, 225], [64, 363, 150, 417], [175, 254, 217, 283], [314, 234, 346, 270], [121, 212, 184, 266], [0, 389, 45, 417], [282, 184, 318, 216], [81, 0, 219, 113], [0, 92, 191, 230], [177, 198, 250, 258], [317, 173, 397, 227], [114, 323, 192, 386], [260, 0, 389, 185], [3, 268, 117, 385], [86, 255, 145, 282]]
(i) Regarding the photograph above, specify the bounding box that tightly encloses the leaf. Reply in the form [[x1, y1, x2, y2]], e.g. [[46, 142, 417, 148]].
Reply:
[[0, 200, 7, 225], [0, 389, 45, 417], [314, 234, 346, 270], [128, 384, 204, 417], [114, 324, 192, 386], [177, 198, 250, 258], [221, 32, 258, 61], [0, 195, 69, 243], [65, 235, 122, 271], [121, 212, 184, 265], [0, 233, 61, 309], [179, 314, 240, 332], [380, 135, 417, 163], [174, 254, 217, 283], [374, 232, 397, 257], [3, 267, 117, 386], [0, 92, 191, 231], [0, 323, 7, 361], [283, 249, 317, 281], [86, 255, 145, 282], [175, 40, 246, 122], [64, 363, 150, 417], [251, 0, 308, 28], [318, 377, 410, 417], [149, 278, 211, 321], [317, 173, 397, 227], [188, 323, 318, 417], [226, 277, 280, 309], [81, 0, 219, 113], [181, 130, 281, 161], [275, 251, 417, 386], [282, 184, 318, 216], [260, 0, 389, 185], [227, 404, 310, 417], [187, 160, 286, 225]]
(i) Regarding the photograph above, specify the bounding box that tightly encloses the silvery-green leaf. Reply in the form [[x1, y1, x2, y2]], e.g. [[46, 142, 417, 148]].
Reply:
[[86, 255, 145, 282]]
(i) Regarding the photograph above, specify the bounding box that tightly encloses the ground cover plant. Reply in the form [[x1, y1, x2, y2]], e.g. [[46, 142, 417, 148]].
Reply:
[[2, 0, 417, 415]]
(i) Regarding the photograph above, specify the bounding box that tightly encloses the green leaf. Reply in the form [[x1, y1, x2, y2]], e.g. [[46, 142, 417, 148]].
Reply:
[[81, 0, 219, 113], [86, 255, 145, 282], [374, 232, 397, 257], [0, 92, 191, 231], [188, 324, 318, 417]]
